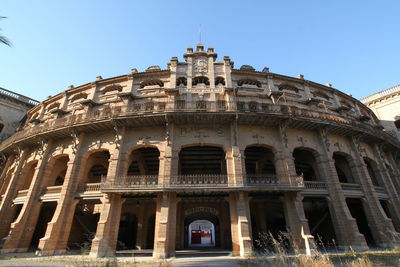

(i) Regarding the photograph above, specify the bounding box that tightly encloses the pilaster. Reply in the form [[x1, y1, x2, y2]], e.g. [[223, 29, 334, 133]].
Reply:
[[2, 140, 54, 252], [90, 194, 125, 257], [349, 137, 399, 247], [0, 150, 29, 241], [37, 133, 86, 255], [316, 130, 368, 250], [282, 192, 315, 252], [229, 191, 252, 256], [153, 192, 178, 258]]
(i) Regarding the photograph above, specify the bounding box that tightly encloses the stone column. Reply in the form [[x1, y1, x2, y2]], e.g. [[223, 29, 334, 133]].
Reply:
[[153, 192, 178, 258], [90, 194, 125, 257], [158, 123, 178, 186], [349, 137, 398, 247], [37, 133, 86, 255], [229, 191, 252, 257], [369, 145, 400, 232], [316, 130, 368, 250], [0, 150, 30, 240], [106, 126, 127, 184], [275, 123, 298, 186], [135, 204, 146, 249], [228, 120, 245, 185], [282, 192, 314, 252], [2, 140, 54, 253]]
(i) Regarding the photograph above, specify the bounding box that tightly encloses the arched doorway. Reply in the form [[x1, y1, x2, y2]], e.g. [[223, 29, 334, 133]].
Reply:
[[184, 212, 220, 248], [188, 220, 215, 247]]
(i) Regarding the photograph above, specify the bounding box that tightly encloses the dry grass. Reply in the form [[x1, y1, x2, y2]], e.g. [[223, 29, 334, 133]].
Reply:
[[297, 254, 333, 267]]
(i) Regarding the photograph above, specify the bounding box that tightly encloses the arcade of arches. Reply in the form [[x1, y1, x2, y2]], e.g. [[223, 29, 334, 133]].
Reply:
[[0, 142, 400, 258]]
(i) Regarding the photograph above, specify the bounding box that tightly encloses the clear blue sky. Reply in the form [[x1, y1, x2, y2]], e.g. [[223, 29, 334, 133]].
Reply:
[[0, 1, 399, 101]]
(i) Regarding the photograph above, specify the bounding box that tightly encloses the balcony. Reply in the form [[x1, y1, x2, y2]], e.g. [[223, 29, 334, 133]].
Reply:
[[1, 99, 395, 153], [304, 181, 327, 190], [77, 183, 102, 193], [101, 174, 304, 193], [341, 183, 362, 191], [40, 185, 63, 201], [13, 189, 29, 204]]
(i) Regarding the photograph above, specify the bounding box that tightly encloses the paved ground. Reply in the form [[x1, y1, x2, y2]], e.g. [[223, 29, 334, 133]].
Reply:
[[0, 252, 243, 267], [170, 256, 241, 267]]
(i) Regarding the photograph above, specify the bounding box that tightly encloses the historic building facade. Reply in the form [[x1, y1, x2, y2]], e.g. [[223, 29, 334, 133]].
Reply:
[[0, 45, 400, 258], [361, 84, 400, 141]]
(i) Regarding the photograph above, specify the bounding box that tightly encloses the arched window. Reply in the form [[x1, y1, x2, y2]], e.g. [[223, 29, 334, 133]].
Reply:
[[176, 77, 187, 87], [333, 153, 355, 183], [237, 79, 261, 88], [278, 84, 299, 93], [293, 149, 319, 181], [215, 77, 225, 86], [102, 85, 122, 94], [70, 93, 88, 103], [192, 76, 210, 86], [364, 158, 381, 187], [140, 79, 164, 88]]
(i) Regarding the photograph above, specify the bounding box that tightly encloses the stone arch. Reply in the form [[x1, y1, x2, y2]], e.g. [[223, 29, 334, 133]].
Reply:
[[244, 145, 277, 184], [126, 146, 160, 176], [179, 145, 226, 175], [176, 77, 187, 87], [184, 211, 220, 248], [215, 76, 225, 86], [81, 149, 110, 184], [18, 160, 39, 191], [43, 154, 70, 187], [332, 152, 356, 184], [140, 79, 164, 88], [192, 76, 210, 86], [363, 157, 381, 187], [292, 147, 321, 181]]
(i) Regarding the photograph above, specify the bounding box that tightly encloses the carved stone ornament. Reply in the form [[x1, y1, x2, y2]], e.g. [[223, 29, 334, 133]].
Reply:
[[193, 57, 208, 73]]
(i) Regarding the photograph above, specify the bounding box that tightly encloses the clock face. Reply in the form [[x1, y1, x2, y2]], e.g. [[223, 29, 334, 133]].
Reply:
[[194, 57, 208, 73]]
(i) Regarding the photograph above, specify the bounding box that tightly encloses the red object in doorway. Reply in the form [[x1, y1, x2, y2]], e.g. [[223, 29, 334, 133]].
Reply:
[[191, 230, 201, 244]]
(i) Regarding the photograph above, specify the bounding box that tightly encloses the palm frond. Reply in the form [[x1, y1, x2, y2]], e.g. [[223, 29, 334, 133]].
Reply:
[[0, 35, 11, 46]]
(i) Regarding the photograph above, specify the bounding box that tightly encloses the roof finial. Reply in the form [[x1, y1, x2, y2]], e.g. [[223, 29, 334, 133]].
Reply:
[[199, 24, 202, 44]]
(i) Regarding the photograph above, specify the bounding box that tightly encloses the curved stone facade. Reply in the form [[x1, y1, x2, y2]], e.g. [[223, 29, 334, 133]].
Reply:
[[0, 45, 400, 257]]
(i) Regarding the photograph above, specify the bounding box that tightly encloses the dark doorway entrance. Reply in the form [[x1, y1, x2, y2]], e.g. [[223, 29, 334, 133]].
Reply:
[[346, 198, 376, 247]]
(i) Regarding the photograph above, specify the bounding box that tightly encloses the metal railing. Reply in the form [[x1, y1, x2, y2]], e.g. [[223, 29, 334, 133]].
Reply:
[[102, 175, 159, 189], [100, 174, 305, 190], [246, 174, 278, 185], [169, 174, 229, 187], [304, 181, 326, 190]]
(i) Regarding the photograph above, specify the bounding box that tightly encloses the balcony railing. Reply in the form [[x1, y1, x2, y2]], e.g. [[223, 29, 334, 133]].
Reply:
[[77, 183, 102, 192], [304, 181, 326, 190], [15, 189, 29, 199], [1, 98, 395, 152], [101, 174, 304, 191], [42, 185, 63, 195], [374, 186, 387, 194], [246, 174, 278, 185], [169, 174, 229, 187], [341, 183, 362, 191]]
